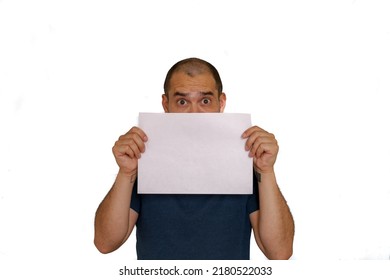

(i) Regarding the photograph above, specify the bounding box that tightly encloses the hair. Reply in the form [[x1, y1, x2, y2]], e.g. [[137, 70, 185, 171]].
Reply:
[[163, 57, 223, 97]]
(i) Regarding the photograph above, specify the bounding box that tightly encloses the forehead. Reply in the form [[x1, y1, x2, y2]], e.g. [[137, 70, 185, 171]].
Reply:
[[168, 71, 218, 96]]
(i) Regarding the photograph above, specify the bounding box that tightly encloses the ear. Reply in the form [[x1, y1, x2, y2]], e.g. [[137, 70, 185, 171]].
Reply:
[[162, 94, 169, 113], [219, 93, 227, 112]]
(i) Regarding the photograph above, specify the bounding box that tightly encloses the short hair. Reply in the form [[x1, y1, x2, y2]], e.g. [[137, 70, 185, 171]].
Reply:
[[163, 58, 223, 96]]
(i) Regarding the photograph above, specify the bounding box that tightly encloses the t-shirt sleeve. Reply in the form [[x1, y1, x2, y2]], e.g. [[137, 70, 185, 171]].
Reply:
[[130, 178, 141, 213], [247, 172, 260, 214]]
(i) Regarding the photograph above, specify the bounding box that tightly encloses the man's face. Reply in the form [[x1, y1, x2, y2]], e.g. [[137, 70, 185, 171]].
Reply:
[[162, 71, 226, 113]]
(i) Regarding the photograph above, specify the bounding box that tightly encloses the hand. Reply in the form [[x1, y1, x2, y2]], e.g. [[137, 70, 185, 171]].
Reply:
[[112, 126, 148, 176], [242, 126, 279, 174]]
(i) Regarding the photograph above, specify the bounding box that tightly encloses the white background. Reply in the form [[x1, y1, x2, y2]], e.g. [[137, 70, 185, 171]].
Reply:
[[1, 0, 389, 278]]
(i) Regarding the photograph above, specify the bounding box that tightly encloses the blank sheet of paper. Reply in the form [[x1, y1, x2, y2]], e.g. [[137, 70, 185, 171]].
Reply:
[[138, 113, 253, 194]]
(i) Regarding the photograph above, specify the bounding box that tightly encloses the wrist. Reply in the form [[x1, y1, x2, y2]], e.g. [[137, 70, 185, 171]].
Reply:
[[254, 167, 276, 183], [118, 168, 137, 181], [254, 166, 275, 175]]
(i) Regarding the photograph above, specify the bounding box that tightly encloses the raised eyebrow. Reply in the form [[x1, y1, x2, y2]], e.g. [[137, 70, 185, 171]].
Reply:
[[173, 91, 214, 97], [173, 92, 215, 98], [173, 92, 188, 97], [200, 92, 215, 97]]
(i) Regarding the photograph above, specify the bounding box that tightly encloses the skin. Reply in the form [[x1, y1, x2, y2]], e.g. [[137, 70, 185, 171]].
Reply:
[[94, 71, 294, 259]]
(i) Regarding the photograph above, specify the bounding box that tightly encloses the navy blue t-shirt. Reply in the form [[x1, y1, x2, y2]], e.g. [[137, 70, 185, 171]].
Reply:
[[130, 173, 259, 260]]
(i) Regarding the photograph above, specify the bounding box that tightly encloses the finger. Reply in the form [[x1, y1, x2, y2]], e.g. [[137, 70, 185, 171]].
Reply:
[[242, 125, 267, 139], [118, 131, 147, 153], [128, 139, 143, 159], [113, 143, 136, 159], [249, 136, 274, 157], [245, 130, 270, 151], [115, 141, 142, 159], [125, 137, 145, 158], [114, 134, 144, 156], [127, 133, 146, 153], [254, 142, 276, 158], [126, 126, 148, 142], [249, 137, 264, 157], [245, 131, 259, 151]]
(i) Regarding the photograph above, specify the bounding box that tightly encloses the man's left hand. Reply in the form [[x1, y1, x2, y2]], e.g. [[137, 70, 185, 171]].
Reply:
[[242, 126, 279, 174]]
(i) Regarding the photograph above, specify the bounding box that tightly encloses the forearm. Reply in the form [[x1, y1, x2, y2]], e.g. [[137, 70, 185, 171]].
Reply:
[[258, 171, 294, 259], [94, 171, 136, 253]]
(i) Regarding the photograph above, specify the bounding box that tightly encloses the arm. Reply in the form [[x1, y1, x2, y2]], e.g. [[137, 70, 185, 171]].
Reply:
[[243, 126, 294, 259], [94, 127, 147, 254]]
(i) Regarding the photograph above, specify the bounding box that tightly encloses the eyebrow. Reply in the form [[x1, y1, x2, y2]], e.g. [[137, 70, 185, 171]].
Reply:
[[173, 91, 215, 97]]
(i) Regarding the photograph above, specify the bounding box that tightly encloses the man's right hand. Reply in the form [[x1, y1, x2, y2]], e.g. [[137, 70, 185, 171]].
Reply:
[[112, 126, 148, 177]]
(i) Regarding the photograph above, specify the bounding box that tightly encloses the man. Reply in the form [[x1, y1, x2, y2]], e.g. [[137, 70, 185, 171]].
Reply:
[[94, 58, 294, 259]]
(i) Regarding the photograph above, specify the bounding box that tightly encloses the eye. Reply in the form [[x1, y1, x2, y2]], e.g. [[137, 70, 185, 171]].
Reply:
[[177, 99, 187, 106], [201, 98, 211, 105]]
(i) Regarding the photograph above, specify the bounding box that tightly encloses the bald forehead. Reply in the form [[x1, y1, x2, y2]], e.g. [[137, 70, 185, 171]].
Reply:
[[164, 58, 223, 95], [168, 71, 218, 96], [174, 61, 211, 77], [165, 69, 217, 97]]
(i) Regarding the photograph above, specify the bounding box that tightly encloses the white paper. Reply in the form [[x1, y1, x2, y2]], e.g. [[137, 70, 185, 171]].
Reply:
[[138, 113, 253, 194]]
